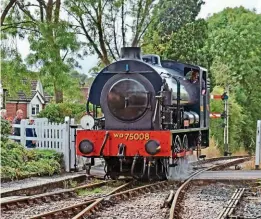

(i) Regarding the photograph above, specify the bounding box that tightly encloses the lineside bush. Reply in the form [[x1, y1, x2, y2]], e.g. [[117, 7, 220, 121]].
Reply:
[[0, 141, 63, 180], [0, 119, 63, 180]]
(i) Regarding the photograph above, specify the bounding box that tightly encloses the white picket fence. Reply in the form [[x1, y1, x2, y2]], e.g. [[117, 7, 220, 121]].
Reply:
[[8, 117, 87, 172]]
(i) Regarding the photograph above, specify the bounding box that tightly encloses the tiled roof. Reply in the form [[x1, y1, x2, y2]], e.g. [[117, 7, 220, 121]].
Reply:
[[6, 80, 51, 102]]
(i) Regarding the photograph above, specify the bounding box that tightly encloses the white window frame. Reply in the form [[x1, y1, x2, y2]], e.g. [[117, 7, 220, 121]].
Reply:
[[31, 104, 40, 115]]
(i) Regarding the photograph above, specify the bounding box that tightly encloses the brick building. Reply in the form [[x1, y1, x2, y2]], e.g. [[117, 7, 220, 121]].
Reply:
[[5, 80, 52, 120]]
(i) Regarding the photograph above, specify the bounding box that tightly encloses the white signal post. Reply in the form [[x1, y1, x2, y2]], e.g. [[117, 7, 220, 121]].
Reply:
[[210, 89, 230, 156], [224, 89, 229, 156]]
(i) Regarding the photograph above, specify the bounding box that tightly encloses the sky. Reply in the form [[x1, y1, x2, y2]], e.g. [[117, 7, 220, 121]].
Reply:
[[16, 0, 261, 74]]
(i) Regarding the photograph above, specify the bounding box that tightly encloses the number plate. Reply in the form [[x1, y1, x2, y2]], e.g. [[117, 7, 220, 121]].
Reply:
[[113, 133, 150, 140]]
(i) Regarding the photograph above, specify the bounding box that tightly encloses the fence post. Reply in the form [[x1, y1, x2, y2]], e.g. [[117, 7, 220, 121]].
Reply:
[[69, 118, 76, 170], [64, 116, 70, 172], [255, 120, 261, 170], [20, 119, 26, 146]]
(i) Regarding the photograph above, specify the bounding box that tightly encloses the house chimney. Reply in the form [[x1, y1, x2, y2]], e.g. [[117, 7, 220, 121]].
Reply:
[[120, 47, 142, 60]]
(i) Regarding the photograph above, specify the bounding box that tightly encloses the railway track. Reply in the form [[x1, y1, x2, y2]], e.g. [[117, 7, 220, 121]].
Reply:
[[1, 156, 251, 219], [168, 156, 251, 219], [1, 180, 115, 212], [190, 155, 251, 168], [29, 180, 133, 219], [218, 188, 246, 219], [72, 180, 172, 219], [0, 174, 88, 198]]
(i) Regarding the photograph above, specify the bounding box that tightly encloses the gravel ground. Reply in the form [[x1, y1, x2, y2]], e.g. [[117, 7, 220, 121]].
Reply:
[[91, 186, 176, 219], [234, 187, 261, 218], [1, 185, 117, 219], [0, 172, 87, 193], [180, 183, 239, 219]]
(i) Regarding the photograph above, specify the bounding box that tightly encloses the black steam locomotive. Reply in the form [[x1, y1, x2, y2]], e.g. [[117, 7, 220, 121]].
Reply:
[[77, 47, 210, 180]]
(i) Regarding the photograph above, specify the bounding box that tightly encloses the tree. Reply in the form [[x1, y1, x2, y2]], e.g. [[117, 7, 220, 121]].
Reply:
[[148, 0, 204, 36], [1, 0, 17, 26], [206, 7, 261, 152], [1, 0, 81, 103], [142, 0, 207, 66], [1, 48, 32, 97], [65, 0, 156, 65]]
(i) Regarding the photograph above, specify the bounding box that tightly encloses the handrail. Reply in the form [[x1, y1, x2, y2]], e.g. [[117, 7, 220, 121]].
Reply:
[[171, 76, 181, 129]]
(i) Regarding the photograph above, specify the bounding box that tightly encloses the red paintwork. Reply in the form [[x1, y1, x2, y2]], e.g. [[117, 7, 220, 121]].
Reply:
[[176, 150, 186, 158], [172, 149, 193, 158], [186, 150, 193, 156], [76, 130, 171, 157]]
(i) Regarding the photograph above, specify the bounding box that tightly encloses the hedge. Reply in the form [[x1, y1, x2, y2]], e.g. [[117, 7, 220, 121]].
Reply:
[[0, 140, 63, 180]]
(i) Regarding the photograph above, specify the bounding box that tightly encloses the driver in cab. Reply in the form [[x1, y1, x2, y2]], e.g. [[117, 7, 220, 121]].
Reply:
[[188, 70, 206, 95]]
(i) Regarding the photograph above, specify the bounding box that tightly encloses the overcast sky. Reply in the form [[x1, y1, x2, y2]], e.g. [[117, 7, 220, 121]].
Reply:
[[16, 0, 261, 74]]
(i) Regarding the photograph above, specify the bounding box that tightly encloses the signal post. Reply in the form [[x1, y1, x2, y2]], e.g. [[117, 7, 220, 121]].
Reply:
[[221, 92, 229, 156], [210, 91, 230, 156]]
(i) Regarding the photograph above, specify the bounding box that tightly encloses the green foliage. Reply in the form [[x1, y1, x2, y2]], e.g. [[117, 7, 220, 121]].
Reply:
[[148, 0, 204, 36], [143, 0, 207, 66], [63, 179, 78, 189], [205, 7, 261, 152], [26, 20, 81, 103], [0, 141, 62, 180], [1, 1, 81, 103], [210, 86, 245, 153], [37, 102, 87, 123], [77, 188, 103, 196], [0, 48, 36, 97], [1, 118, 11, 143], [143, 6, 260, 153]]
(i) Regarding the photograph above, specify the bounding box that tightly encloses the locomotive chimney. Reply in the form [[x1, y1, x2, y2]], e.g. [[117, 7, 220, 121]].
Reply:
[[120, 47, 142, 60]]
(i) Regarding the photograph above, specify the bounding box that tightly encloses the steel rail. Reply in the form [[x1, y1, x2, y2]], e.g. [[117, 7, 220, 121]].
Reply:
[[72, 181, 171, 219], [29, 181, 133, 219], [217, 188, 245, 219], [169, 157, 251, 219], [190, 155, 251, 167], [1, 180, 110, 211], [1, 174, 87, 198]]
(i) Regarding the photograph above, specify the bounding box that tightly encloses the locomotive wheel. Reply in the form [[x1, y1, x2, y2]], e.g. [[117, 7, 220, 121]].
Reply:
[[196, 133, 202, 160], [109, 172, 120, 180], [174, 135, 182, 153], [160, 158, 171, 180], [104, 158, 120, 180], [170, 135, 182, 178], [182, 134, 190, 172], [163, 158, 170, 179], [182, 134, 189, 151]]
